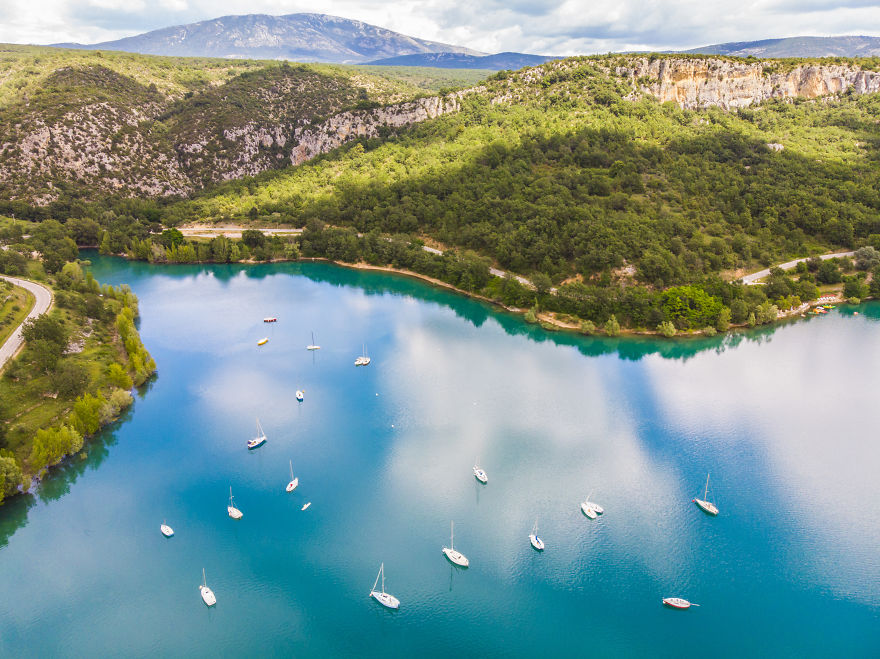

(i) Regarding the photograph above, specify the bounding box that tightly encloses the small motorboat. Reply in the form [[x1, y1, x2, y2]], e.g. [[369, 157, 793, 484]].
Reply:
[[160, 520, 174, 537], [227, 487, 243, 520], [473, 457, 488, 484], [442, 521, 469, 567], [286, 460, 299, 493], [263, 317, 277, 323], [247, 418, 267, 450], [295, 390, 304, 402], [663, 597, 698, 609], [693, 473, 719, 516], [529, 520, 544, 551], [369, 563, 400, 610], [200, 568, 216, 607], [257, 337, 269, 345], [301, 502, 311, 511]]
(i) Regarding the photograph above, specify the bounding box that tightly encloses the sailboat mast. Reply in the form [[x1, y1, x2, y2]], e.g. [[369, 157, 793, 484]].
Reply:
[[705, 473, 710, 500], [381, 563, 386, 594], [202, 568, 206, 587], [451, 521, 454, 550], [371, 565, 381, 594]]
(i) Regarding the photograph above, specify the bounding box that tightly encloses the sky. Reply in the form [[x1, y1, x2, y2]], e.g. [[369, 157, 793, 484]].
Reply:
[[1, 0, 879, 54]]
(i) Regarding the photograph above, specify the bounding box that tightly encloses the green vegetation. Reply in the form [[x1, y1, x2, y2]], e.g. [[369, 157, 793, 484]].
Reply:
[[0, 247, 155, 502], [348, 65, 493, 93], [2, 52, 879, 333], [0, 279, 34, 346]]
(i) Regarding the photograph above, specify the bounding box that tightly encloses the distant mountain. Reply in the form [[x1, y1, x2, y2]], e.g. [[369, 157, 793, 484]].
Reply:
[[683, 35, 880, 58], [51, 13, 485, 64], [367, 51, 559, 71]]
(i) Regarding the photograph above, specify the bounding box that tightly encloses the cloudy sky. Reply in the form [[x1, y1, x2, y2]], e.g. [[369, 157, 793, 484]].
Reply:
[[2, 0, 879, 54]]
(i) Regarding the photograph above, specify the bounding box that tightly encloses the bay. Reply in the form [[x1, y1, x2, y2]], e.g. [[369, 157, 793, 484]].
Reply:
[[0, 254, 878, 657]]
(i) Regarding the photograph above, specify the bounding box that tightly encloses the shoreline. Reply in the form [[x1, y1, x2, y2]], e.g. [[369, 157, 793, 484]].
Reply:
[[105, 251, 857, 340]]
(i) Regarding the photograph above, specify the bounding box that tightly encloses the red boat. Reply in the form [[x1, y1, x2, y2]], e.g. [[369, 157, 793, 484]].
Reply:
[[263, 317, 277, 323], [663, 597, 698, 609]]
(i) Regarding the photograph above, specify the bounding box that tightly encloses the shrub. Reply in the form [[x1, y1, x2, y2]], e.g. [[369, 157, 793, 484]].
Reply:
[[657, 320, 676, 337]]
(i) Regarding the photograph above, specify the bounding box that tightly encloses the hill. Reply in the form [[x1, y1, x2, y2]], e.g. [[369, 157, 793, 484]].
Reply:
[[684, 35, 880, 58], [51, 13, 484, 64], [0, 44, 492, 202], [367, 51, 558, 70], [3, 50, 880, 334]]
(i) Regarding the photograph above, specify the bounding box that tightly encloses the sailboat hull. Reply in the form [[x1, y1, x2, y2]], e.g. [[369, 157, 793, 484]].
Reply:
[[247, 436, 266, 450], [693, 498, 719, 515], [371, 591, 400, 609], [443, 547, 469, 567], [529, 534, 544, 551], [286, 478, 299, 493], [200, 586, 216, 606]]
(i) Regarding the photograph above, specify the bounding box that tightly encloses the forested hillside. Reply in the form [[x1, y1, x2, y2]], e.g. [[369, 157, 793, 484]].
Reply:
[[3, 51, 880, 333], [0, 45, 483, 203]]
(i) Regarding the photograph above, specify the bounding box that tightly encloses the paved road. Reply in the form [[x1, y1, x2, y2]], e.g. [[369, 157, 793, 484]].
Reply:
[[0, 275, 53, 371], [178, 227, 304, 239], [740, 251, 856, 285]]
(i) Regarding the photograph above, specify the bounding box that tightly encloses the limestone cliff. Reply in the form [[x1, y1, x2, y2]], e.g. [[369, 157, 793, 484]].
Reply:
[[616, 57, 880, 110]]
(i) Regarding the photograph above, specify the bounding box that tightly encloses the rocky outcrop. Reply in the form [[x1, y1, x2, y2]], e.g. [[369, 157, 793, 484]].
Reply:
[[617, 57, 880, 109], [288, 94, 464, 166]]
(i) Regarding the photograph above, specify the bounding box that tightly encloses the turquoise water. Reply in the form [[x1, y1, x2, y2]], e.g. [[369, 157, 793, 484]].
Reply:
[[1, 255, 878, 657]]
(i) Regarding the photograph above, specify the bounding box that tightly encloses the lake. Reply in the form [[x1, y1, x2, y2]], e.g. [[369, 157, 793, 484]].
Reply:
[[1, 255, 878, 657]]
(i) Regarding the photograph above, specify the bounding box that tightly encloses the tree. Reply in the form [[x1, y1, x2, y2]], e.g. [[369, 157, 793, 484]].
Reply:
[[579, 320, 596, 334], [657, 320, 676, 337], [729, 298, 749, 323], [241, 229, 267, 249], [531, 272, 553, 296], [604, 314, 620, 336], [52, 361, 89, 399], [854, 246, 880, 271], [107, 363, 133, 390], [816, 260, 842, 285], [844, 277, 868, 300], [716, 306, 731, 332], [0, 456, 22, 504]]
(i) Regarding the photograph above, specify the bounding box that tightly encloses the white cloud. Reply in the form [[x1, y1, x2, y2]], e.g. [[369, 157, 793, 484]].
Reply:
[[0, 0, 878, 53]]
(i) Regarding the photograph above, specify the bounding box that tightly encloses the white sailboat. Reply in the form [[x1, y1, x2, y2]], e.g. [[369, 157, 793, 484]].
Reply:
[[199, 568, 216, 606], [247, 418, 267, 449], [295, 389, 304, 402], [354, 344, 371, 366], [663, 597, 699, 609], [306, 332, 321, 351], [581, 491, 603, 519], [529, 519, 544, 551], [693, 473, 719, 515], [442, 521, 469, 567], [473, 457, 488, 484], [227, 487, 243, 519], [369, 563, 400, 609], [286, 460, 299, 493], [160, 519, 174, 537]]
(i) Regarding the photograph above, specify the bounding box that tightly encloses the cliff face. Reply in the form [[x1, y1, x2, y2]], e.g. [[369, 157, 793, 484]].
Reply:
[[618, 58, 880, 109], [3, 55, 880, 206]]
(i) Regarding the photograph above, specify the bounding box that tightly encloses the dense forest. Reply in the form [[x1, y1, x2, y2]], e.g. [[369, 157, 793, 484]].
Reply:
[[2, 53, 880, 333], [0, 218, 155, 503]]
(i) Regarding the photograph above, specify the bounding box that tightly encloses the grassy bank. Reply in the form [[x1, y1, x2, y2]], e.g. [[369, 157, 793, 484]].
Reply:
[[0, 279, 34, 346], [0, 260, 156, 504]]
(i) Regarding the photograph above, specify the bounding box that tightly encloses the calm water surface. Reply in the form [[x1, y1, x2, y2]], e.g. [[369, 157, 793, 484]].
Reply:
[[0, 255, 878, 657]]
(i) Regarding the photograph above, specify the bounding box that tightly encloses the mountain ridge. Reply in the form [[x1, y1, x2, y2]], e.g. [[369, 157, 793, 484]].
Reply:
[[683, 35, 880, 58], [51, 13, 485, 64], [367, 51, 558, 70]]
